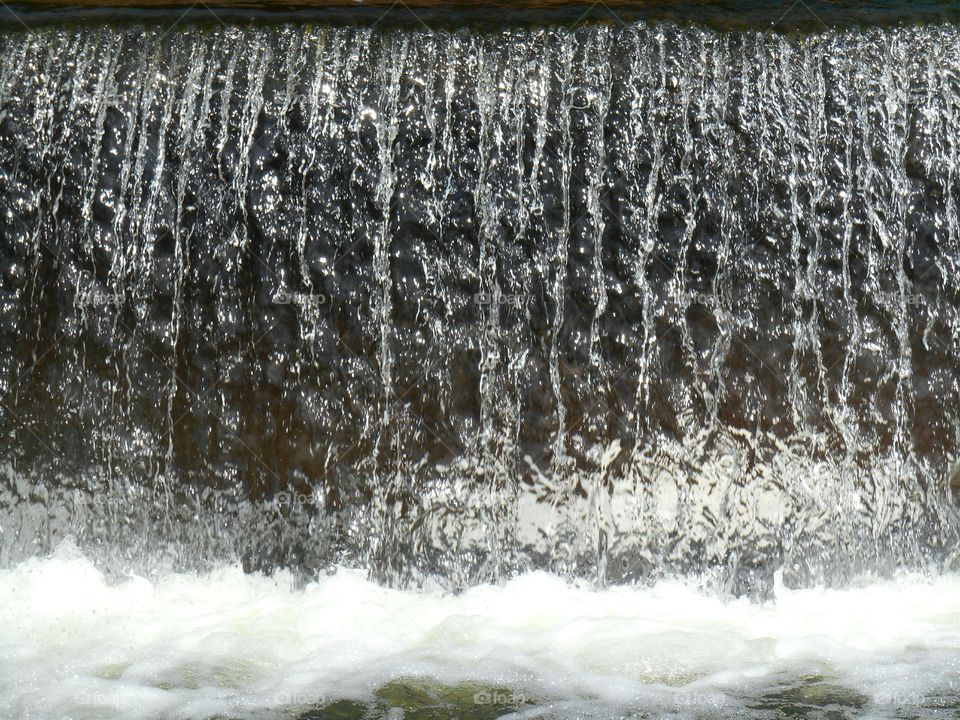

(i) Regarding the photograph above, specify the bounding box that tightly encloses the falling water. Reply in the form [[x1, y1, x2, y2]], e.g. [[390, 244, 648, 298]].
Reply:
[[0, 21, 959, 596]]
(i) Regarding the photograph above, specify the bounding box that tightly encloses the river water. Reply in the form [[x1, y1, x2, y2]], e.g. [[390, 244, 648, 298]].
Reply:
[[0, 16, 959, 720]]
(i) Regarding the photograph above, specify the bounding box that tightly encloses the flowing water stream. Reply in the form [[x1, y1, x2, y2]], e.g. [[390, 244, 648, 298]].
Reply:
[[1, 17, 959, 720]]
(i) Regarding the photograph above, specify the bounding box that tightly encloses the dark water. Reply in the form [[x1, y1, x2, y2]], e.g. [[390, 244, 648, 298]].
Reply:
[[0, 19, 958, 593], [7, 1, 960, 32]]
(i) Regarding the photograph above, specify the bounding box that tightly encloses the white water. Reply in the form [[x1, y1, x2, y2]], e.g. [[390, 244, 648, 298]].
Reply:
[[2, 542, 959, 720]]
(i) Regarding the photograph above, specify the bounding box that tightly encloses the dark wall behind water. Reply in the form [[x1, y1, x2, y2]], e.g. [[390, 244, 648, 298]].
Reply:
[[0, 20, 958, 593], [7, 1, 960, 32]]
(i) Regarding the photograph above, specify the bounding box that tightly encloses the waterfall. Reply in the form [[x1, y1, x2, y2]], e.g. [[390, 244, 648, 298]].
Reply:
[[0, 22, 958, 593]]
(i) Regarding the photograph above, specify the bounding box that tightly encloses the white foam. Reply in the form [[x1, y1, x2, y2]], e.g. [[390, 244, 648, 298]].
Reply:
[[2, 542, 959, 719]]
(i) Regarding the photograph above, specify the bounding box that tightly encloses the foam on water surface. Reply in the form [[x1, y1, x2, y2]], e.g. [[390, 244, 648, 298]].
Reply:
[[2, 542, 959, 719]]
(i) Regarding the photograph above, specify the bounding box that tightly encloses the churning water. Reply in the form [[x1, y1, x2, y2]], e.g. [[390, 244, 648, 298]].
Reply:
[[1, 16, 959, 720], [3, 540, 960, 720]]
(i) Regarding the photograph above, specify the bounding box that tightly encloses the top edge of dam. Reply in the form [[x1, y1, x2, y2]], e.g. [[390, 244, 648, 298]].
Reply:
[[2, 0, 960, 31]]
